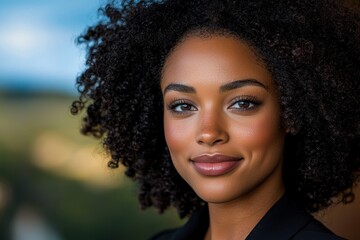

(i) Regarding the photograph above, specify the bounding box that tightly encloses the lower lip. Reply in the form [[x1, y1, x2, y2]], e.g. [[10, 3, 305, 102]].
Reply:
[[192, 160, 241, 176]]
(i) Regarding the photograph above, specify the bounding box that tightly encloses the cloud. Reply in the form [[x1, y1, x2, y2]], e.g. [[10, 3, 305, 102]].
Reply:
[[0, 1, 100, 91], [0, 17, 82, 80]]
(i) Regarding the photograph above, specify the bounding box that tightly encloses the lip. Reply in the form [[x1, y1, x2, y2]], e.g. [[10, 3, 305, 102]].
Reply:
[[191, 154, 243, 176]]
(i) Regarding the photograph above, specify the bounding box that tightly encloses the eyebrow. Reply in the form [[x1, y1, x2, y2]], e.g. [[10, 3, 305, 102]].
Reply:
[[163, 83, 196, 95], [220, 79, 269, 92], [163, 78, 268, 95]]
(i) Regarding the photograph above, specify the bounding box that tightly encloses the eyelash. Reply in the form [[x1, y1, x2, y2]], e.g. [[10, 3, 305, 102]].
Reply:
[[228, 96, 262, 112], [166, 99, 197, 115], [166, 96, 261, 115]]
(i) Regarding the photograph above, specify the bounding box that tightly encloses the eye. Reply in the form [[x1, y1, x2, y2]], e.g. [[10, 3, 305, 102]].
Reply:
[[230, 101, 255, 109], [167, 99, 197, 114], [173, 103, 196, 112], [228, 96, 261, 111]]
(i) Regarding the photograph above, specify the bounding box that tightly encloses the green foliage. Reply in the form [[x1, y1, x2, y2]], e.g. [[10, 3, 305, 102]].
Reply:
[[0, 91, 183, 240]]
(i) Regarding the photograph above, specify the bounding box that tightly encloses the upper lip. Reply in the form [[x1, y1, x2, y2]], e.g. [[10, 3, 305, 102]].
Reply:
[[191, 154, 243, 163]]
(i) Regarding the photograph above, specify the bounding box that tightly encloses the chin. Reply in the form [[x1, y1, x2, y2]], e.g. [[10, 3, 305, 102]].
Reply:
[[190, 181, 248, 204], [197, 192, 245, 205]]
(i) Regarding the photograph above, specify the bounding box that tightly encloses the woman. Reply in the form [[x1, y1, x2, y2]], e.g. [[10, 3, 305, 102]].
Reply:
[[71, 0, 360, 239]]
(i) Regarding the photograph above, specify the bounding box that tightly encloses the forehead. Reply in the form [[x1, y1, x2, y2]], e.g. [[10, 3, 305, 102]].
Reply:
[[161, 35, 273, 89]]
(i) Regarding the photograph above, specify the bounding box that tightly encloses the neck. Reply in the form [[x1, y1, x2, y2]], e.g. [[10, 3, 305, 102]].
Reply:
[[204, 176, 285, 240]]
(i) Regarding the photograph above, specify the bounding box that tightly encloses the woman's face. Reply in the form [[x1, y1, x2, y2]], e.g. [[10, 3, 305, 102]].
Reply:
[[161, 35, 286, 204]]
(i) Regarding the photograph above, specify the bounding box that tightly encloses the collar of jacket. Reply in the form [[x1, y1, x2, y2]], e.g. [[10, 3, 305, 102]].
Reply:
[[169, 194, 315, 240]]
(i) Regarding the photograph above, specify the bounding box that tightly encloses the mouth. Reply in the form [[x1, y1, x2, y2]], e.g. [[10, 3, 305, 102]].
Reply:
[[190, 154, 243, 176]]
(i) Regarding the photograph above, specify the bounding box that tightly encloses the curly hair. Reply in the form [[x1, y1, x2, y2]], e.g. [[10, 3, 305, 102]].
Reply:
[[71, 0, 360, 217]]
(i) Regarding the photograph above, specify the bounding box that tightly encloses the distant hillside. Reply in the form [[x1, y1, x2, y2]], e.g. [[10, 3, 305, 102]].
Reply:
[[0, 87, 76, 100], [0, 76, 77, 95]]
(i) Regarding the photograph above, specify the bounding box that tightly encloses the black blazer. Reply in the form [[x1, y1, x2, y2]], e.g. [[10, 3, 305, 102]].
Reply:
[[151, 195, 344, 240]]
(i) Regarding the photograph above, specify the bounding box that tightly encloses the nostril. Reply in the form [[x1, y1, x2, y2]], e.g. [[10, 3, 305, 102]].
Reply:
[[212, 139, 224, 145], [196, 134, 228, 146], [195, 123, 229, 146]]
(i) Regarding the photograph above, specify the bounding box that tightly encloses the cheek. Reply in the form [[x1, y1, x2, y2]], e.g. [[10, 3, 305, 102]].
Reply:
[[164, 114, 193, 156], [232, 109, 282, 149]]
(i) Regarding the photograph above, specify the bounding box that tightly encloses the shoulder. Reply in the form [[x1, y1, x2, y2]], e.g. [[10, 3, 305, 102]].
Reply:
[[292, 219, 345, 240], [149, 207, 209, 240], [247, 194, 344, 240]]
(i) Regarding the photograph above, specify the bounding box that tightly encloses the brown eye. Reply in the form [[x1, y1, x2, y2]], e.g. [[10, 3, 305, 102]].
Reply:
[[173, 103, 196, 112], [180, 104, 193, 111], [228, 96, 261, 112], [231, 101, 254, 109], [167, 99, 198, 114]]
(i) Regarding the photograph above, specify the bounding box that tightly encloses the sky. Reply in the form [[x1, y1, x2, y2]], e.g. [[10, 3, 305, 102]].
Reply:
[[0, 0, 105, 93]]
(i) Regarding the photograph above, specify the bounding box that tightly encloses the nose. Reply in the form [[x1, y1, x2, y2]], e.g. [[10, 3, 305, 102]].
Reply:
[[195, 110, 229, 146]]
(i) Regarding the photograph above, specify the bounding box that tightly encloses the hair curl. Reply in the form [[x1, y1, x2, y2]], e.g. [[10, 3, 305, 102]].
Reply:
[[71, 0, 360, 217]]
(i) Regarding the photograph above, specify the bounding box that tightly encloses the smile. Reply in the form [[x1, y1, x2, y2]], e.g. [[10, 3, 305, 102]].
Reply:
[[191, 154, 243, 176]]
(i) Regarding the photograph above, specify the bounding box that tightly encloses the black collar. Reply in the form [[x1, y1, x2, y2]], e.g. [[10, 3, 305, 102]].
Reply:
[[167, 194, 324, 240], [246, 194, 312, 239]]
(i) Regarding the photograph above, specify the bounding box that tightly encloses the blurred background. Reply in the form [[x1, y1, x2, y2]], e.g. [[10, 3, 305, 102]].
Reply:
[[0, 0, 359, 240], [0, 0, 182, 239]]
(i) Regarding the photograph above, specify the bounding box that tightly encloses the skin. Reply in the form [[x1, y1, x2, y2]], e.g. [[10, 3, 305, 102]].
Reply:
[[161, 35, 286, 239]]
